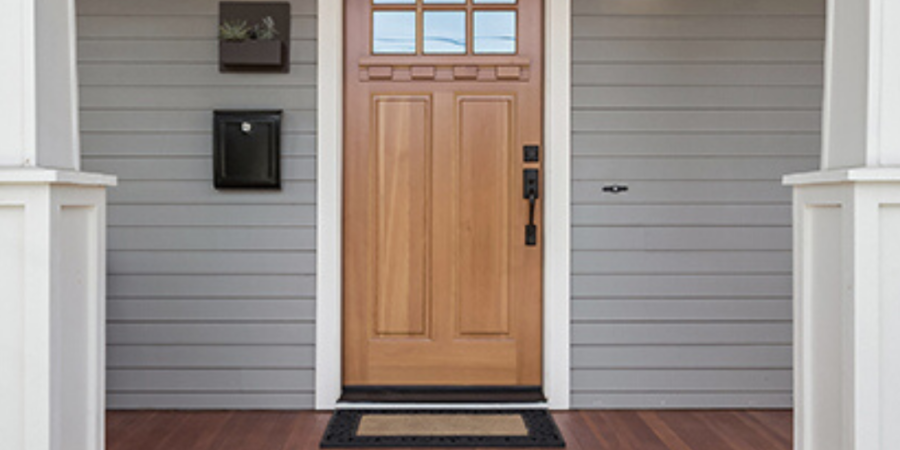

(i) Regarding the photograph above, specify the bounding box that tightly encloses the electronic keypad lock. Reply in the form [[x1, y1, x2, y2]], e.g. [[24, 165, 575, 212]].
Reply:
[[523, 169, 539, 246]]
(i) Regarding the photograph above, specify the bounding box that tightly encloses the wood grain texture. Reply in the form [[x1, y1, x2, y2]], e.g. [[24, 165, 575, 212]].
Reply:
[[374, 96, 431, 336], [343, 0, 544, 386], [106, 410, 793, 450], [457, 97, 513, 336]]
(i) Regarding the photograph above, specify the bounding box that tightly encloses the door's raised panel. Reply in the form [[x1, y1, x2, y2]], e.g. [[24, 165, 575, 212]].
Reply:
[[456, 96, 514, 336], [374, 96, 432, 337]]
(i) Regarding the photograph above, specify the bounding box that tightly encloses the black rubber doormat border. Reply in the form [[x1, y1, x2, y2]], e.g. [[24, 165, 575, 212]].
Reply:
[[319, 409, 566, 448]]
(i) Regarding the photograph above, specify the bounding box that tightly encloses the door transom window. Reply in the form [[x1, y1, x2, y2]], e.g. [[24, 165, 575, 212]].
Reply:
[[372, 0, 518, 55]]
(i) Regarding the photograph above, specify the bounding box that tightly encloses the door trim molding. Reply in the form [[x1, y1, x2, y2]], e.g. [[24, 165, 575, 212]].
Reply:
[[315, 0, 345, 411], [316, 0, 571, 410], [541, 0, 572, 411]]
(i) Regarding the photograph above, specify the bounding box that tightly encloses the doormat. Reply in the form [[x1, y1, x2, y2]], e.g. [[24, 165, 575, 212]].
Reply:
[[320, 409, 565, 448]]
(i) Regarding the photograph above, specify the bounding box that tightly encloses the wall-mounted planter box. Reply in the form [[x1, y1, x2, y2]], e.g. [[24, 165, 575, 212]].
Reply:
[[219, 2, 291, 73], [220, 40, 283, 67]]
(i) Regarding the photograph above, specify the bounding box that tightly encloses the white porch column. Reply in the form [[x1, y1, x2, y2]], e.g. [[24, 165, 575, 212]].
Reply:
[[0, 0, 115, 450], [786, 0, 900, 449]]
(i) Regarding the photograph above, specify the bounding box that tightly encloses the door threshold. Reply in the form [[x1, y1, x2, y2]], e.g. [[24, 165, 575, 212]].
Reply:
[[336, 402, 550, 410], [340, 386, 546, 404]]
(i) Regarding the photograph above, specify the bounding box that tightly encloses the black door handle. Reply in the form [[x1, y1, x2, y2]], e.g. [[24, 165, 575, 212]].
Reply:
[[524, 169, 539, 246]]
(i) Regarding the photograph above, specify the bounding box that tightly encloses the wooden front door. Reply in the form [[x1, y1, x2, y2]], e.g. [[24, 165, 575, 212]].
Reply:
[[343, 0, 543, 387]]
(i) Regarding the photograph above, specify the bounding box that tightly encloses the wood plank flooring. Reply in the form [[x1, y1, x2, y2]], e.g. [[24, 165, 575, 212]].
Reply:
[[107, 410, 792, 450]]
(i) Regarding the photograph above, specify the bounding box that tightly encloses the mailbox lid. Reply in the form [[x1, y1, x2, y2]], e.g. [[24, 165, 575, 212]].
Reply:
[[214, 110, 282, 189]]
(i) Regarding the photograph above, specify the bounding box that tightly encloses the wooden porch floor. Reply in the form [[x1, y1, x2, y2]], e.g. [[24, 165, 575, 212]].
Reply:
[[107, 410, 792, 450]]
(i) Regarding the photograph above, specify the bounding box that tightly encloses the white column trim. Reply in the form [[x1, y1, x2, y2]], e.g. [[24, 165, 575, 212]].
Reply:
[[0, 168, 117, 186], [821, 0, 900, 169], [874, 0, 900, 165], [0, 181, 113, 450], [789, 1, 900, 447], [1, 0, 37, 166], [66, 0, 83, 171], [1, 0, 112, 448], [818, 0, 836, 170], [20, 0, 36, 166], [315, 0, 572, 410], [786, 172, 900, 450]]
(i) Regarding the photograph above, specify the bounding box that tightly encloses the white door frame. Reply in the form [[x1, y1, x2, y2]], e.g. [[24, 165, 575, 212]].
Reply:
[[315, 0, 572, 410]]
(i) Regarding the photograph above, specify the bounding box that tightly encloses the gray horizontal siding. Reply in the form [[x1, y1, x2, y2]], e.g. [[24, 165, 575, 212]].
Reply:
[[574, 64, 824, 86], [87, 158, 315, 181], [572, 393, 793, 409], [573, 41, 823, 65], [572, 299, 791, 321], [82, 135, 316, 157], [77, 0, 317, 409], [76, 0, 316, 15], [572, 227, 791, 251], [574, 135, 821, 157], [572, 369, 791, 391], [108, 251, 316, 275], [573, 346, 791, 369], [571, 0, 823, 408], [78, 42, 317, 63], [573, 0, 824, 16], [107, 369, 315, 391], [79, 0, 823, 411], [106, 393, 315, 410], [108, 275, 315, 298], [108, 227, 316, 251], [107, 345, 314, 369], [572, 157, 817, 180], [107, 205, 316, 226], [78, 16, 317, 39], [107, 324, 316, 345], [108, 300, 317, 321], [80, 111, 316, 133]]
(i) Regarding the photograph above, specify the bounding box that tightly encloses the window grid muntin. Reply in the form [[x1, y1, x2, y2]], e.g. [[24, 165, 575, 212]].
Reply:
[[371, 0, 518, 56]]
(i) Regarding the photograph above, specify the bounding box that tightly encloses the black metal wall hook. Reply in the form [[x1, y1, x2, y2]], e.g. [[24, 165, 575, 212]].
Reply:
[[602, 184, 629, 194]]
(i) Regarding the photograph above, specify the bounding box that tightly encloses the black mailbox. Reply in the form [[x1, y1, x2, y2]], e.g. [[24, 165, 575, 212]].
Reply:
[[213, 110, 282, 189]]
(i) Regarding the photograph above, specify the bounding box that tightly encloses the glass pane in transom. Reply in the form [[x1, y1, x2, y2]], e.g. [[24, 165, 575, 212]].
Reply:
[[373, 11, 417, 54], [424, 11, 467, 54], [473, 11, 517, 54]]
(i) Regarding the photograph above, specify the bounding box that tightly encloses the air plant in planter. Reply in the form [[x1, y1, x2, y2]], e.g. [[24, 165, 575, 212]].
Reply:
[[219, 16, 283, 67], [255, 16, 279, 41]]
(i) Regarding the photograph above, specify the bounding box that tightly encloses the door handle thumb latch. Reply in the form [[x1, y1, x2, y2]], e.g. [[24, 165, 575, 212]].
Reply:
[[523, 169, 539, 246]]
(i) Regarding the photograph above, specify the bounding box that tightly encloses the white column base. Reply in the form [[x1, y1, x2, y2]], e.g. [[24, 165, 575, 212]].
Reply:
[[0, 169, 115, 450], [786, 168, 900, 450]]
